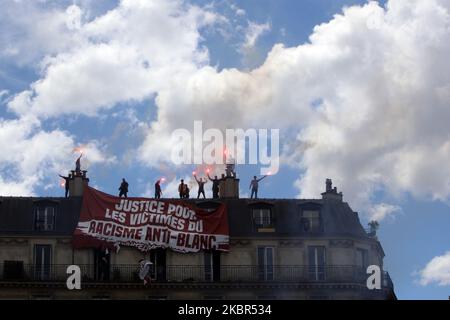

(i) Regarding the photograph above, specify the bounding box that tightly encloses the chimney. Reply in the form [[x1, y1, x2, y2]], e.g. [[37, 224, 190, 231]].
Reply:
[[219, 161, 240, 199], [326, 178, 332, 192], [68, 170, 89, 197], [322, 178, 343, 201]]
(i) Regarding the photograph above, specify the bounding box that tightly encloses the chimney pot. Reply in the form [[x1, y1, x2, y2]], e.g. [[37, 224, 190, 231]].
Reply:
[[68, 171, 89, 197], [326, 178, 333, 192]]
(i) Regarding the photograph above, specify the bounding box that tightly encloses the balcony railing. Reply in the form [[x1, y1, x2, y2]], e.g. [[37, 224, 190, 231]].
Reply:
[[0, 263, 394, 289]]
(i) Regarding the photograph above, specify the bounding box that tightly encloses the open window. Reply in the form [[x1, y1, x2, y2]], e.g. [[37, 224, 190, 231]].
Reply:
[[149, 248, 166, 281], [204, 250, 221, 282], [299, 203, 323, 233], [33, 201, 57, 231], [250, 202, 275, 232], [93, 248, 110, 281], [308, 246, 326, 281], [356, 248, 369, 280], [257, 246, 275, 281], [252, 208, 273, 228], [33, 244, 52, 280]]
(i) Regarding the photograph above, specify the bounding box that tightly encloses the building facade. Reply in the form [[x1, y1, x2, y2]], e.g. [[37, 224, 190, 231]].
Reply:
[[0, 173, 395, 300]]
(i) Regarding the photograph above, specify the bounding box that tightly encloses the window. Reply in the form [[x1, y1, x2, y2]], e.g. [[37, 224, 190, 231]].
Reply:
[[257, 247, 274, 281], [356, 249, 368, 268], [204, 251, 221, 282], [34, 205, 56, 231], [94, 249, 110, 281], [308, 246, 326, 281], [34, 244, 52, 280], [3, 260, 24, 280], [252, 208, 273, 228], [356, 248, 369, 277], [301, 210, 321, 233], [150, 248, 166, 281]]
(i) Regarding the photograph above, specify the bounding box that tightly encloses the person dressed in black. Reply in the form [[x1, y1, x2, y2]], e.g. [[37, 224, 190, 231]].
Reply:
[[99, 247, 110, 281], [249, 175, 267, 199], [207, 172, 223, 199], [118, 178, 129, 198], [154, 179, 163, 199], [193, 173, 206, 199], [75, 154, 82, 174], [178, 179, 187, 199], [185, 185, 190, 199], [58, 174, 71, 198]]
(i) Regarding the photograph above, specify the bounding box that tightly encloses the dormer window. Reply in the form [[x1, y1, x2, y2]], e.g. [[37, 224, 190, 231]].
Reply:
[[301, 210, 321, 233], [252, 208, 273, 228], [33, 204, 56, 231]]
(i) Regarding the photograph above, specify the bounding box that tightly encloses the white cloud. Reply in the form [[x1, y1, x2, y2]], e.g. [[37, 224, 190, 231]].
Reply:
[[368, 203, 402, 221], [65, 4, 83, 30], [229, 3, 245, 17], [418, 251, 450, 286], [0, 116, 113, 196], [7, 0, 224, 118], [0, 90, 9, 103], [75, 141, 118, 169], [1, 0, 225, 195], [0, 176, 36, 197], [242, 21, 271, 49], [236, 9, 246, 17], [0, 2, 86, 65]]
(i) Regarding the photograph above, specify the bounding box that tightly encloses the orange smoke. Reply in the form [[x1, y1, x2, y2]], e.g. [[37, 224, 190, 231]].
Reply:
[[73, 145, 85, 154]]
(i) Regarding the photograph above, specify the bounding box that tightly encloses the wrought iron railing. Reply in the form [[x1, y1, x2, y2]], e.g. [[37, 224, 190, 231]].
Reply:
[[0, 263, 394, 289]]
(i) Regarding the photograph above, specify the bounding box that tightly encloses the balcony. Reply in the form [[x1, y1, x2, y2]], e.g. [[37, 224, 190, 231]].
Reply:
[[0, 263, 394, 290]]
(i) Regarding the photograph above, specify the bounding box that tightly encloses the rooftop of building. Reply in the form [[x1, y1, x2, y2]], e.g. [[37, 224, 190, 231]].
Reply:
[[0, 194, 370, 241]]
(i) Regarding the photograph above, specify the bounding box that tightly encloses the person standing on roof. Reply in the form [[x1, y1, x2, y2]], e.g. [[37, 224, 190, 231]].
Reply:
[[178, 179, 187, 199], [207, 171, 224, 199], [118, 178, 129, 198], [75, 154, 82, 174], [58, 174, 71, 198], [249, 175, 267, 199], [193, 172, 207, 199], [154, 179, 163, 199]]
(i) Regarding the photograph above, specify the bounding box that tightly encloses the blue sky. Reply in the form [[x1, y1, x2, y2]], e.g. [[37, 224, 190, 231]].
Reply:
[[0, 0, 449, 299]]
